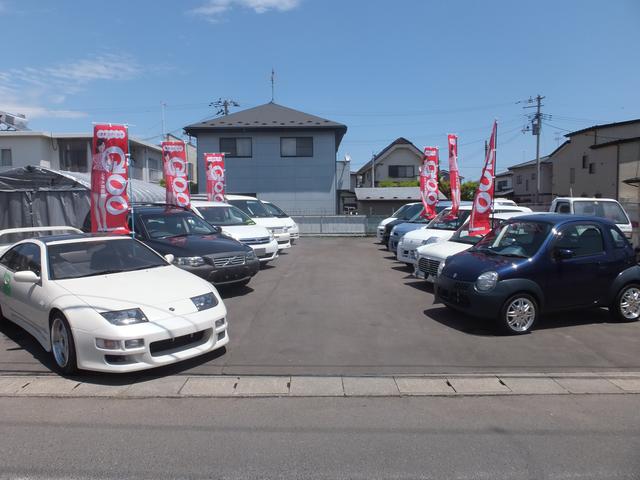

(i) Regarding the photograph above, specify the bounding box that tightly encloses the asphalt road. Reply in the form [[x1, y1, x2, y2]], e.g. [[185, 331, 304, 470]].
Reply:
[[1, 395, 639, 479], [1, 237, 640, 378]]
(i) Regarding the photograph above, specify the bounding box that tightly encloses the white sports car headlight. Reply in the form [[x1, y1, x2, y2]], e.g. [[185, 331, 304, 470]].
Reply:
[[101, 308, 148, 326], [191, 292, 218, 311], [476, 271, 499, 292], [174, 256, 206, 267]]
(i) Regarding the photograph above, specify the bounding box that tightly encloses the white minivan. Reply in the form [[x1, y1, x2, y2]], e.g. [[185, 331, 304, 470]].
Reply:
[[190, 200, 279, 263], [226, 195, 292, 250], [396, 203, 533, 266], [261, 201, 299, 244], [549, 197, 633, 240]]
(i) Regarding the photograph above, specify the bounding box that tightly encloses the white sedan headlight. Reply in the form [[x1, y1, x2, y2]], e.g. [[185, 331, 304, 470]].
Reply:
[[174, 256, 206, 267], [190, 292, 218, 311], [101, 308, 148, 326], [476, 271, 499, 292]]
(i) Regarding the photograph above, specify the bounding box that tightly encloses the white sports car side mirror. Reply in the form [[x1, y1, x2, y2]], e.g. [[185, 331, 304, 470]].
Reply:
[[14, 270, 40, 283]]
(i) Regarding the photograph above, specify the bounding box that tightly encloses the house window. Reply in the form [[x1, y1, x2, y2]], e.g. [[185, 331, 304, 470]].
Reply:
[[0, 149, 11, 167], [220, 137, 252, 158], [570, 167, 575, 184], [497, 180, 507, 191], [388, 165, 415, 178], [59, 140, 88, 172], [525, 179, 529, 192], [589, 163, 596, 174], [582, 155, 588, 168], [516, 175, 522, 185], [531, 172, 536, 180], [280, 137, 313, 157]]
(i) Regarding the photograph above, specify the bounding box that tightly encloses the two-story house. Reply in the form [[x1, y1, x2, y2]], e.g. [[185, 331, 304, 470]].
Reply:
[[183, 102, 347, 215], [356, 137, 423, 187]]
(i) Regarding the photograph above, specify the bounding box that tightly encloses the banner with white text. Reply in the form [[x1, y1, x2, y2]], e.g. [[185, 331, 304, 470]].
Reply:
[[204, 153, 225, 202], [420, 146, 439, 219], [468, 121, 498, 236], [91, 124, 130, 233], [447, 134, 461, 218], [162, 141, 191, 208]]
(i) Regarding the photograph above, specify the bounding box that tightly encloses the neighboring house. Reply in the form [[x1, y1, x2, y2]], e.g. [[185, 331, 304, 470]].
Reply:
[[166, 133, 198, 186], [354, 186, 446, 215], [184, 102, 347, 215], [508, 156, 553, 205], [356, 137, 423, 187], [0, 131, 163, 183], [550, 119, 640, 202], [495, 171, 513, 198]]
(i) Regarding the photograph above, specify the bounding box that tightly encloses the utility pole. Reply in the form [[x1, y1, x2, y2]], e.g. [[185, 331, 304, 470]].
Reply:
[[210, 98, 239, 117], [371, 152, 376, 187], [271, 68, 275, 103], [523, 95, 545, 204]]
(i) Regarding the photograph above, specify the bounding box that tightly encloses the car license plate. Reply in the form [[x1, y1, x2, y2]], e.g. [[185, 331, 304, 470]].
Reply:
[[255, 248, 266, 256]]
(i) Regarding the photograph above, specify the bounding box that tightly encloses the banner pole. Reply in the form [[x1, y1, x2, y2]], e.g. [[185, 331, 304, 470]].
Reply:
[[127, 125, 135, 239]]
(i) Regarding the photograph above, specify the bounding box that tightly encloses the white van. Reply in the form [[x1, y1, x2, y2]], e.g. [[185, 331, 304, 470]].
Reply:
[[261, 201, 299, 244], [226, 195, 292, 250], [549, 197, 632, 240], [396, 203, 533, 266], [190, 200, 279, 263]]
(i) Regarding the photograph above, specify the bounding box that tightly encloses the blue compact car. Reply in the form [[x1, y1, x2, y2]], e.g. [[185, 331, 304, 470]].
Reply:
[[436, 214, 640, 334]]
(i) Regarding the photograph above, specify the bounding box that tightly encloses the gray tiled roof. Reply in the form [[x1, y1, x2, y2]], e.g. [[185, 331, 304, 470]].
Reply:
[[184, 102, 347, 133]]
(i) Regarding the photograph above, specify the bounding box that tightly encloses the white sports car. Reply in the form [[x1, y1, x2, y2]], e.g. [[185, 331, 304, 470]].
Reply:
[[0, 234, 228, 373]]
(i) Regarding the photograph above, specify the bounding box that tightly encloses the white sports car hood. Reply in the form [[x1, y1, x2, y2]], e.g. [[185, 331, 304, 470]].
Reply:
[[222, 224, 270, 241], [55, 266, 217, 319]]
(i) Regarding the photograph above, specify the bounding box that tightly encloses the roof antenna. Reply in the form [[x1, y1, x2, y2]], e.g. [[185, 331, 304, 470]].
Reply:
[[271, 68, 275, 103]]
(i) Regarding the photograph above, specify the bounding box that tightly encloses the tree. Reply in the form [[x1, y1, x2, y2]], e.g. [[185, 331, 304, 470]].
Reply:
[[438, 178, 451, 199], [460, 181, 478, 201]]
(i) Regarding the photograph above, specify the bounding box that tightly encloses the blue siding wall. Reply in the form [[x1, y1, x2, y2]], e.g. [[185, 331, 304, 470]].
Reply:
[[196, 129, 338, 214]]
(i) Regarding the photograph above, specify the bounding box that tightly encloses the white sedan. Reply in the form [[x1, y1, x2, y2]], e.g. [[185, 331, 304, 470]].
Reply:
[[0, 234, 228, 373]]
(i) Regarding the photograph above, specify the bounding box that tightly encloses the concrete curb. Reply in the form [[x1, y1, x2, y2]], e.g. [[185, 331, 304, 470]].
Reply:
[[0, 372, 639, 398]]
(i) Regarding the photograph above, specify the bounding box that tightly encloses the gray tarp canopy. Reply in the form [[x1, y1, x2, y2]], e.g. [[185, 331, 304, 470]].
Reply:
[[0, 166, 166, 230]]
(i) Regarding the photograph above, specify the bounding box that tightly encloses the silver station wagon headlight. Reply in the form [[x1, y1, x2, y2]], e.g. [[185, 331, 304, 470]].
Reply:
[[191, 292, 218, 311], [101, 308, 148, 326]]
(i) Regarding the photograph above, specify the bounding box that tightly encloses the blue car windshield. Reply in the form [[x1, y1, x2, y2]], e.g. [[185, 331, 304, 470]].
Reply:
[[426, 209, 471, 231], [472, 221, 551, 258]]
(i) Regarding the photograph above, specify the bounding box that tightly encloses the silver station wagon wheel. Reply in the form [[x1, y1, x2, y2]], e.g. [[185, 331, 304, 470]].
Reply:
[[500, 293, 538, 334], [613, 284, 640, 322]]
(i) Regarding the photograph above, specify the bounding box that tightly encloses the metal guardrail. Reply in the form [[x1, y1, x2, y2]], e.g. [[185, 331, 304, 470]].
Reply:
[[291, 215, 386, 236]]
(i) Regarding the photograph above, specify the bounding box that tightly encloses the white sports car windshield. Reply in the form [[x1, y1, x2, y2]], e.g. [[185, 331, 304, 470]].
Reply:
[[48, 239, 167, 280]]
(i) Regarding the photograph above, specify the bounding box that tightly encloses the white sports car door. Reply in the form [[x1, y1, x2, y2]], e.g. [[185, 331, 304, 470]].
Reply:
[[4, 243, 49, 342]]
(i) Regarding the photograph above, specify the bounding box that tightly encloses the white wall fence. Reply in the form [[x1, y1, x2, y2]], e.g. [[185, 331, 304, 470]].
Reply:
[[292, 215, 386, 236]]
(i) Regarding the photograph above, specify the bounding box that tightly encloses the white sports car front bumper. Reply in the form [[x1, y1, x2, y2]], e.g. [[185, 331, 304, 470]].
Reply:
[[72, 306, 228, 373]]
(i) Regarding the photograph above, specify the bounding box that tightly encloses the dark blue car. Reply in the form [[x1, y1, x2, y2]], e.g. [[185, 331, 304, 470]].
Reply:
[[435, 214, 640, 334]]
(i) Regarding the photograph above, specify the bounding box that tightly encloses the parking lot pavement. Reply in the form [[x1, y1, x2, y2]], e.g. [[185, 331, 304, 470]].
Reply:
[[1, 237, 640, 379]]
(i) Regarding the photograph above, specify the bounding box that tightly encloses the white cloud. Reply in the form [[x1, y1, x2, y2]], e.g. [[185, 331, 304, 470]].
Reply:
[[189, 0, 300, 22], [0, 54, 142, 121]]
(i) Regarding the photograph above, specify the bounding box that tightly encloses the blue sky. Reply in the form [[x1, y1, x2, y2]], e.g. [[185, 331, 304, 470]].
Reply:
[[1, 0, 639, 180]]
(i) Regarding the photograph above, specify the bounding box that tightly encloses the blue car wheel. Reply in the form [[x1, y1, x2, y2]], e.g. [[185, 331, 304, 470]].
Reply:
[[499, 293, 538, 335]]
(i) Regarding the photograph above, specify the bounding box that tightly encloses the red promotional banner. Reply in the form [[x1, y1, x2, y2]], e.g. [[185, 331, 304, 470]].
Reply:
[[91, 124, 130, 233], [420, 146, 439, 219], [162, 141, 190, 208], [204, 153, 225, 202], [469, 121, 498, 236], [447, 134, 461, 218]]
